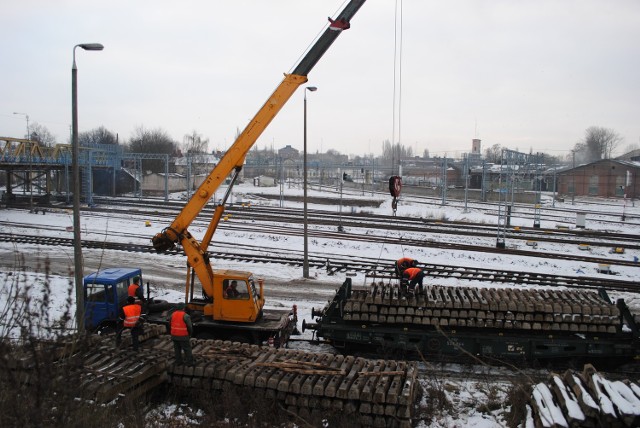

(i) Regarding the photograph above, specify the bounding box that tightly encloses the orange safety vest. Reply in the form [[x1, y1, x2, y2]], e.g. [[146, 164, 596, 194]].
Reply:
[[397, 257, 414, 266], [171, 310, 189, 336], [128, 284, 140, 298], [123, 304, 141, 328], [403, 267, 421, 280]]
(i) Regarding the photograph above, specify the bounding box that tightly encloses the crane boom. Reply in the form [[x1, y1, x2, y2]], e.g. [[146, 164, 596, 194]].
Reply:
[[153, 0, 365, 252], [151, 0, 366, 322]]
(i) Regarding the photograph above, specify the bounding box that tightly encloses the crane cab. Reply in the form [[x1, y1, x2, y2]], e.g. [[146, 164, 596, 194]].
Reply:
[[188, 269, 265, 323]]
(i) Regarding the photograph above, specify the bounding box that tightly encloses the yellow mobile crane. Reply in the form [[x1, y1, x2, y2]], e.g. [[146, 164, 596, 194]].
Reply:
[[150, 1, 366, 344]]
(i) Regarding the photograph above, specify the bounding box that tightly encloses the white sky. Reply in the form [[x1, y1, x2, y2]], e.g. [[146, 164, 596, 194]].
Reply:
[[2, 0, 639, 159]]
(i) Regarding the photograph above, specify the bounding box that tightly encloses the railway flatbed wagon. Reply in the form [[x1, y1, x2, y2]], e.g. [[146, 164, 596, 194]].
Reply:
[[304, 278, 640, 364]]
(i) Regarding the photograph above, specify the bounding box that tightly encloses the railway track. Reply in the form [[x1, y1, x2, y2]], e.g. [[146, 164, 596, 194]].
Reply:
[[7, 202, 639, 270], [2, 233, 638, 294], [86, 197, 640, 249], [344, 185, 640, 224], [92, 199, 640, 239], [91, 188, 640, 224]]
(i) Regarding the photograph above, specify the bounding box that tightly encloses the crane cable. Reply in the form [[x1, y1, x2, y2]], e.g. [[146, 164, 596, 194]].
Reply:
[[389, 0, 404, 217], [391, 0, 403, 176], [373, 0, 405, 280]]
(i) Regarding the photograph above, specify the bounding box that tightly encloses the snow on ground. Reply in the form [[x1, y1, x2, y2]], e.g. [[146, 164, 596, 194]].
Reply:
[[1, 183, 639, 426]]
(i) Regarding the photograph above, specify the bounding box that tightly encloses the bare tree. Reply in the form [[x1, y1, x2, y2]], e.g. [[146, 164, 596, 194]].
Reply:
[[182, 130, 209, 154], [127, 126, 178, 172], [78, 126, 118, 146], [570, 142, 590, 165], [573, 126, 622, 162], [381, 140, 413, 173], [128, 126, 176, 153], [28, 123, 57, 147], [484, 143, 502, 163]]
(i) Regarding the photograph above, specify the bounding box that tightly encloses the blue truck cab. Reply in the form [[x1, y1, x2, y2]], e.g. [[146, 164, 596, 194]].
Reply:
[[84, 267, 142, 331]]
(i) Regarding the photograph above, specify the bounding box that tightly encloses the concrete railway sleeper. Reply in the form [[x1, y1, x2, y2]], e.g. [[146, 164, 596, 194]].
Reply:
[[342, 284, 622, 334], [305, 279, 640, 366], [7, 325, 420, 427]]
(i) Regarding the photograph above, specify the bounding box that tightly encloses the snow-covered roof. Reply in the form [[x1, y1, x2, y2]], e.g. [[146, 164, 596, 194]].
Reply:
[[174, 154, 220, 165]]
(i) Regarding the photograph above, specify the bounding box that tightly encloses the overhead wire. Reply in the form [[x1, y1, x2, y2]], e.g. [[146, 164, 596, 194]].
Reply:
[[391, 0, 403, 176], [376, 0, 406, 273]]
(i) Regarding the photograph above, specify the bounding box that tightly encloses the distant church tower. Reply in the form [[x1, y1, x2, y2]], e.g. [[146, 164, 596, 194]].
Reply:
[[472, 138, 481, 155], [469, 138, 482, 165]]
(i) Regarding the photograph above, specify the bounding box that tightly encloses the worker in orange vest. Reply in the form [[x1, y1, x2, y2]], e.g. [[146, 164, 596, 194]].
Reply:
[[395, 257, 418, 276], [168, 302, 194, 366], [401, 267, 425, 295], [116, 296, 144, 351], [128, 276, 145, 303]]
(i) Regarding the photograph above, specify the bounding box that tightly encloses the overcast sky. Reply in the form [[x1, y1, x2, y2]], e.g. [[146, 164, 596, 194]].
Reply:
[[2, 0, 639, 159]]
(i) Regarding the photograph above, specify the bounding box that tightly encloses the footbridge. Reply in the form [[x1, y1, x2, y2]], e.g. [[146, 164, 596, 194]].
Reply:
[[0, 136, 170, 206]]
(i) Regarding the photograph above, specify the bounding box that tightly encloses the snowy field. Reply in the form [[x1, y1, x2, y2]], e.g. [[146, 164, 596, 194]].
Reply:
[[1, 183, 639, 427]]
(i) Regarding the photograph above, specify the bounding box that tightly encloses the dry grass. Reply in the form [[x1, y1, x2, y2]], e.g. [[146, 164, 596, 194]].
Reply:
[[0, 257, 142, 427]]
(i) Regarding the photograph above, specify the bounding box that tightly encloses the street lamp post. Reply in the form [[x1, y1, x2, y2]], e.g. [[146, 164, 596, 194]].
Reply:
[[303, 86, 317, 279], [338, 169, 344, 232], [13, 112, 30, 139], [13, 112, 31, 207], [72, 42, 103, 333]]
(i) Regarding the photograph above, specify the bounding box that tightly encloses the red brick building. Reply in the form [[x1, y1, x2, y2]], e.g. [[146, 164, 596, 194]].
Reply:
[[557, 159, 640, 198]]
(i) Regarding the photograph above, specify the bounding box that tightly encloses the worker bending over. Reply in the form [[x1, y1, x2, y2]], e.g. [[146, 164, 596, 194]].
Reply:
[[402, 267, 425, 296], [395, 257, 418, 276]]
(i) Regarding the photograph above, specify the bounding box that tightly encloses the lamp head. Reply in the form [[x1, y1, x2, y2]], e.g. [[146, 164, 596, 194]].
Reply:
[[306, 86, 318, 92], [73, 43, 104, 69], [79, 43, 104, 51]]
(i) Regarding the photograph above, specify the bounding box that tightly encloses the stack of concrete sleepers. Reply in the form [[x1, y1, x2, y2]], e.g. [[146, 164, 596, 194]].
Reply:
[[163, 338, 420, 427], [78, 324, 169, 403], [344, 284, 620, 334]]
